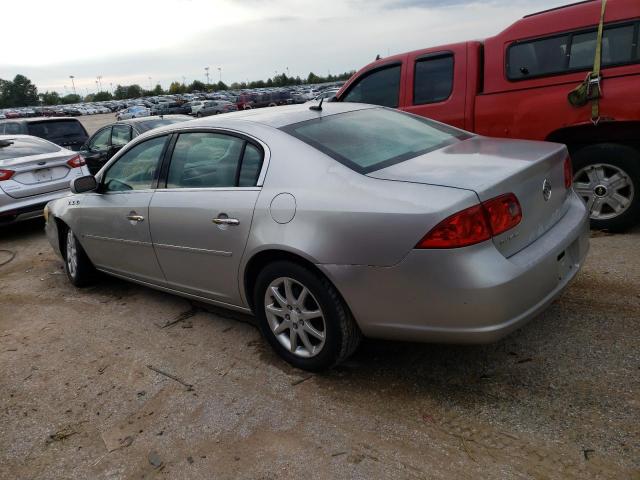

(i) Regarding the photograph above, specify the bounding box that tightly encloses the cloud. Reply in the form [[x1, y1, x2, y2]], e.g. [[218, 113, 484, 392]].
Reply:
[[0, 0, 569, 94]]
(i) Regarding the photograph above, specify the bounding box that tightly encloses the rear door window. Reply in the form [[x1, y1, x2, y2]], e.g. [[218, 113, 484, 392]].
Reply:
[[413, 53, 454, 105], [342, 64, 401, 108], [166, 132, 244, 188]]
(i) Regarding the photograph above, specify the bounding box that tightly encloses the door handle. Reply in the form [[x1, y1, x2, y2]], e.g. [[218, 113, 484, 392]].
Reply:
[[126, 214, 145, 222], [212, 217, 240, 226]]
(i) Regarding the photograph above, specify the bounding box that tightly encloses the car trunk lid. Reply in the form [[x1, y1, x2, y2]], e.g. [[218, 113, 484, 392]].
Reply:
[[367, 136, 571, 257], [0, 150, 78, 199]]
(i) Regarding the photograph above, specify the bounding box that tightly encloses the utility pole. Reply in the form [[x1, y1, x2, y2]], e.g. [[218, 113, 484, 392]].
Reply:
[[69, 75, 77, 96]]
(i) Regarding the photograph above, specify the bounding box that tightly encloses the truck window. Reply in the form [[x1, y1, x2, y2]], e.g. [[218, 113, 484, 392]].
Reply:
[[413, 54, 454, 105], [507, 21, 640, 80], [569, 24, 636, 69], [342, 64, 401, 108]]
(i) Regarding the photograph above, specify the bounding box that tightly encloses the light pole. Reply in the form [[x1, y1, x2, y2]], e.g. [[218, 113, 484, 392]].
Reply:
[[97, 75, 103, 91], [205, 66, 210, 86], [95, 80, 99, 94], [218, 67, 221, 83], [69, 75, 77, 96], [110, 82, 113, 94], [148, 76, 152, 90]]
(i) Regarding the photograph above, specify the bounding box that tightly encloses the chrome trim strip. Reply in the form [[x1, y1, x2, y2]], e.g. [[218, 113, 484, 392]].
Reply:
[[153, 242, 232, 257], [83, 234, 151, 247]]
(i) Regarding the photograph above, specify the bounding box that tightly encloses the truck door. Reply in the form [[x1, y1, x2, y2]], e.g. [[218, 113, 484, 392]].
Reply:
[[402, 44, 467, 129]]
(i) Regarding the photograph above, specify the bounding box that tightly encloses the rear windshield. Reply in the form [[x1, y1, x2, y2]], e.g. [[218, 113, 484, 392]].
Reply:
[[135, 117, 189, 133], [283, 108, 469, 173], [27, 120, 86, 139], [0, 137, 60, 161]]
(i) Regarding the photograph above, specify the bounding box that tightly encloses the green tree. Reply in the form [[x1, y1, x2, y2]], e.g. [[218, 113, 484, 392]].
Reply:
[[152, 84, 164, 95], [0, 74, 38, 107], [187, 80, 206, 92], [168, 81, 185, 94], [61, 94, 81, 104], [126, 84, 143, 98], [215, 81, 228, 91], [93, 91, 113, 101], [113, 85, 128, 100], [39, 91, 61, 105]]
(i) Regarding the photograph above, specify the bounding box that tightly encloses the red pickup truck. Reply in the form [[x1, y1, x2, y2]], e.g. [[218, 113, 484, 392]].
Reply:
[[336, 0, 639, 231]]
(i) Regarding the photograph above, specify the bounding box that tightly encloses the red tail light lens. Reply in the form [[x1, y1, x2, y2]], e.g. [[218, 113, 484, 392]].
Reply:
[[66, 155, 86, 168], [482, 193, 522, 236], [417, 193, 522, 249], [416, 204, 491, 248], [0, 169, 15, 181], [563, 156, 572, 189]]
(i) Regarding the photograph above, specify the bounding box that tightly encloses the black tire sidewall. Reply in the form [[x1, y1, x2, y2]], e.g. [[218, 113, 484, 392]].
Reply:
[[63, 227, 96, 287], [572, 143, 640, 232], [254, 261, 346, 371]]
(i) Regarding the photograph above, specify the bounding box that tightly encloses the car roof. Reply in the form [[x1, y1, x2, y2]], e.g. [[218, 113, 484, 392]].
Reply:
[[116, 114, 190, 126], [186, 102, 374, 128], [0, 116, 81, 124]]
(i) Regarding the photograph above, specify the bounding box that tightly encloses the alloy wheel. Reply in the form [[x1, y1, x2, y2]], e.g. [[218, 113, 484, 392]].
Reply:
[[66, 230, 78, 278], [264, 277, 326, 358], [573, 163, 635, 220]]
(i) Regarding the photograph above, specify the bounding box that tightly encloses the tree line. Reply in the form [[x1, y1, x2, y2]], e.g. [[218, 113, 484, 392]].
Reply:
[[0, 71, 354, 108]]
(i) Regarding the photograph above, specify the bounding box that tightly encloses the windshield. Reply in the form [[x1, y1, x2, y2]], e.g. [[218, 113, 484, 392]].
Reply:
[[27, 120, 86, 139], [283, 108, 470, 174], [0, 137, 60, 161]]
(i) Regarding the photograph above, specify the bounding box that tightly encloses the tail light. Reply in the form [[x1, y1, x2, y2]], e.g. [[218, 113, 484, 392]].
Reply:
[[0, 169, 15, 181], [66, 155, 86, 168], [416, 193, 522, 249], [563, 156, 572, 189]]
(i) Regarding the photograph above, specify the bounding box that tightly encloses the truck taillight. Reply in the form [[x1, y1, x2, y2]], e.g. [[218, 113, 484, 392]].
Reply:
[[416, 193, 522, 249], [0, 169, 15, 181], [66, 155, 86, 168], [563, 156, 572, 189]]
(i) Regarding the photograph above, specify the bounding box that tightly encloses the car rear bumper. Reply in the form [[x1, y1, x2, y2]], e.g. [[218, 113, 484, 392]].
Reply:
[[320, 191, 590, 344], [0, 189, 72, 225]]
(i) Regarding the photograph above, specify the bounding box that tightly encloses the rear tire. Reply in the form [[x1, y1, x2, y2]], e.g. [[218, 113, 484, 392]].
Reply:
[[63, 227, 98, 287], [254, 261, 361, 371], [572, 143, 640, 232]]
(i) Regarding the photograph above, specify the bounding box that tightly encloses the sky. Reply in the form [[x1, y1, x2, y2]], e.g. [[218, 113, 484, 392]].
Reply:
[[0, 0, 571, 95]]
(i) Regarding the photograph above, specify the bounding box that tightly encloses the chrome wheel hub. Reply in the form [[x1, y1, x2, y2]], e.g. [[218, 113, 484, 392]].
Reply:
[[573, 163, 634, 220], [66, 230, 78, 278], [264, 277, 326, 358]]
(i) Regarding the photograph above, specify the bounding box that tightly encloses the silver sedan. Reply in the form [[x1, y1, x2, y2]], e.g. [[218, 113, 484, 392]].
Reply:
[[44, 103, 589, 370]]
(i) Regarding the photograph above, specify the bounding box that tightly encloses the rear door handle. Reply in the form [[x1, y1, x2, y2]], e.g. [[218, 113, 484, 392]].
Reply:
[[126, 214, 145, 222], [212, 217, 240, 226]]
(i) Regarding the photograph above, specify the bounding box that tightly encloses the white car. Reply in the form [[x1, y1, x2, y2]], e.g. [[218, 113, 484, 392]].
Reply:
[[189, 101, 206, 116], [116, 106, 151, 120]]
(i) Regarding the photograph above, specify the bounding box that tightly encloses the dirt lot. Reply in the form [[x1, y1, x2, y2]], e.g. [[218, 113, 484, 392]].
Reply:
[[0, 217, 638, 479], [78, 112, 120, 136], [1, 111, 640, 478]]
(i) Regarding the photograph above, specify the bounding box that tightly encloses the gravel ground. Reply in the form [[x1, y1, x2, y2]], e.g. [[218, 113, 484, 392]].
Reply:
[[0, 219, 638, 479], [1, 114, 639, 477]]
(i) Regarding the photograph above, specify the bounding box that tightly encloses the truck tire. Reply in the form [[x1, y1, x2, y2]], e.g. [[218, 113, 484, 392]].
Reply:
[[572, 143, 640, 232]]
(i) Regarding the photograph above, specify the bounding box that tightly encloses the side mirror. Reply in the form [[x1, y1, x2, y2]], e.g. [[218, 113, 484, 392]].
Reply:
[[71, 175, 98, 194]]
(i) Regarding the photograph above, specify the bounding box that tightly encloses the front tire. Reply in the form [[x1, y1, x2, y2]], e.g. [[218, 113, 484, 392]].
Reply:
[[572, 143, 640, 232], [64, 227, 97, 287], [254, 261, 361, 371]]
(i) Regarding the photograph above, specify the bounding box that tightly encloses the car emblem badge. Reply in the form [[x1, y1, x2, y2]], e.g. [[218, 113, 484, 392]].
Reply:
[[542, 179, 552, 201]]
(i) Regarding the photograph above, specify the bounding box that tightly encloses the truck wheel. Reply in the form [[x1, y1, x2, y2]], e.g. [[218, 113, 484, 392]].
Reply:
[[572, 143, 640, 232], [254, 261, 361, 371]]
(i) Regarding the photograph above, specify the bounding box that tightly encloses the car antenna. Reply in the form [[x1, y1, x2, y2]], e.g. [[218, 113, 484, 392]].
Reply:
[[309, 97, 324, 112]]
